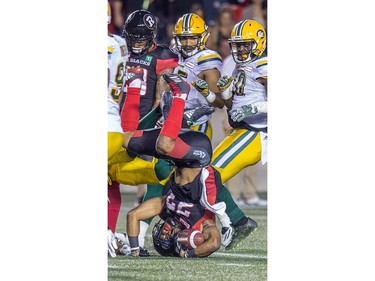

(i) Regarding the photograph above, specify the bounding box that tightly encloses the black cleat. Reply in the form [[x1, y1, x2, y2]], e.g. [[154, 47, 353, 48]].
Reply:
[[225, 217, 258, 250], [139, 247, 150, 257]]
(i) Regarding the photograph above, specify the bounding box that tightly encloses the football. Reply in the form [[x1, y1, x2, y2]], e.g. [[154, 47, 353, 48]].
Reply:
[[176, 228, 204, 250]]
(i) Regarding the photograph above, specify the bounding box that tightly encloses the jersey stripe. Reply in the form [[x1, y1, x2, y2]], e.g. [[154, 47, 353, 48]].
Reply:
[[212, 131, 257, 167], [156, 57, 178, 74], [108, 46, 115, 53], [197, 54, 222, 65], [256, 60, 268, 68], [204, 166, 218, 205]]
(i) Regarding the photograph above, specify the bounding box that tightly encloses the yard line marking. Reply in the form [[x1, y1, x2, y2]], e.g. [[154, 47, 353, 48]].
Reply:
[[213, 252, 267, 259], [217, 263, 255, 267], [108, 265, 120, 269]]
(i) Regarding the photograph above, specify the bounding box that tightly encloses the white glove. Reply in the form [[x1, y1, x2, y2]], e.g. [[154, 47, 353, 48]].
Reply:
[[229, 104, 258, 122], [107, 229, 118, 257]]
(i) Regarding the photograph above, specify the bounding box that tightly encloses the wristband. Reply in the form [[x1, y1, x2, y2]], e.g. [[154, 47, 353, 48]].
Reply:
[[220, 87, 232, 100], [205, 91, 216, 103], [252, 101, 267, 113], [184, 249, 197, 258]]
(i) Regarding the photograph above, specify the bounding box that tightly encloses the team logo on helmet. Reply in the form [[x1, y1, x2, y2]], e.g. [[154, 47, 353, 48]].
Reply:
[[257, 30, 265, 38], [144, 14, 156, 30]]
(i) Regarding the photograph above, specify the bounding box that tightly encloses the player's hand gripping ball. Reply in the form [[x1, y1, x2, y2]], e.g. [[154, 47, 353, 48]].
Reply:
[[176, 228, 204, 250]]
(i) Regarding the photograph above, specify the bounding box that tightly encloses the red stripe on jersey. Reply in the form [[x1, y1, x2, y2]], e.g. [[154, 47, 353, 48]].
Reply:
[[204, 166, 218, 205], [166, 137, 190, 158], [132, 130, 144, 138], [156, 58, 178, 74], [192, 210, 216, 231]]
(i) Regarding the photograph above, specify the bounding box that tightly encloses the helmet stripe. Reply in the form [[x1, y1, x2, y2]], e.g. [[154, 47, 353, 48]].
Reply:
[[237, 20, 246, 37], [183, 14, 192, 32]]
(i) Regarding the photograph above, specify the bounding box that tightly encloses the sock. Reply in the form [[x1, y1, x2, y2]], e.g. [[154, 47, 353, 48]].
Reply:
[[154, 159, 174, 181], [160, 97, 185, 139], [138, 221, 150, 248], [121, 87, 141, 132], [107, 181, 121, 232]]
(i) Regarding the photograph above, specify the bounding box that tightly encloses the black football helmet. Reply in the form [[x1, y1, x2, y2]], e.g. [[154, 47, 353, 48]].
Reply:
[[152, 218, 181, 257], [122, 10, 157, 55]]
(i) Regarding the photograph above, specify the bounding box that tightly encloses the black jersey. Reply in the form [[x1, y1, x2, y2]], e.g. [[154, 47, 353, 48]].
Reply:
[[161, 166, 222, 230], [123, 44, 178, 119]]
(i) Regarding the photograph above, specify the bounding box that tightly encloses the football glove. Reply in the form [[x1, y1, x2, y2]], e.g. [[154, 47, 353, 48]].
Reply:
[[183, 106, 215, 126], [217, 76, 234, 100], [217, 76, 234, 92], [229, 104, 258, 122], [107, 229, 118, 258], [125, 66, 145, 89], [191, 79, 209, 97]]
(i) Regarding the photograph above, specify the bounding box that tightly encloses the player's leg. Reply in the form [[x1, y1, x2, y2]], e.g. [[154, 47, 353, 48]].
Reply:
[[212, 128, 262, 182], [108, 181, 121, 232], [212, 129, 262, 249]]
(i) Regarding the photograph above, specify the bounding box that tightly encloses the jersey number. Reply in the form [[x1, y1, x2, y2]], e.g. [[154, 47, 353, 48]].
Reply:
[[233, 71, 246, 96], [166, 194, 193, 218]]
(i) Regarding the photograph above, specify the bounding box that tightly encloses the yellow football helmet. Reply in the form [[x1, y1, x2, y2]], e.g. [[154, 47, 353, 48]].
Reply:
[[107, 2, 111, 25], [173, 13, 210, 57], [228, 20, 266, 64]]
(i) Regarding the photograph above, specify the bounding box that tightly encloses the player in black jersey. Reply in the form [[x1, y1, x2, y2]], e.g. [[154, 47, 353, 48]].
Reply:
[[122, 71, 222, 258], [120, 9, 179, 120]]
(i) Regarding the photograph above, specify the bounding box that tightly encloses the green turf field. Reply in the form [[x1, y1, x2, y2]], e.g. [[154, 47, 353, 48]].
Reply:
[[108, 193, 267, 281]]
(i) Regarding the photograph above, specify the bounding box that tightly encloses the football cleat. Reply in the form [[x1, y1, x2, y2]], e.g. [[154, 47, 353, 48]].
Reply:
[[163, 73, 190, 100], [225, 217, 258, 250], [160, 90, 173, 119], [220, 226, 234, 247], [138, 247, 150, 257]]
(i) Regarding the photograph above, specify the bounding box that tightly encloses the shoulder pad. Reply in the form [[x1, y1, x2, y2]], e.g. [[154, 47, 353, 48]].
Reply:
[[196, 50, 222, 65]]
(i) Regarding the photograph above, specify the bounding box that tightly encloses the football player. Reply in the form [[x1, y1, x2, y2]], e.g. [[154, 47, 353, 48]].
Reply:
[[130, 13, 258, 252], [124, 73, 222, 258], [108, 9, 178, 238], [121, 9, 179, 120], [192, 19, 268, 250]]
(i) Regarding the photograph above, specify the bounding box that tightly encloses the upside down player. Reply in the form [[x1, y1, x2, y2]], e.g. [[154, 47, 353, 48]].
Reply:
[[123, 71, 222, 258]]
